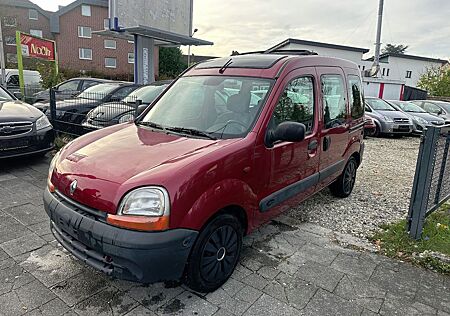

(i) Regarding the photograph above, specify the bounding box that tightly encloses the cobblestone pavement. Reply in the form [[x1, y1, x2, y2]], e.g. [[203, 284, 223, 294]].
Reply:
[[0, 154, 449, 316]]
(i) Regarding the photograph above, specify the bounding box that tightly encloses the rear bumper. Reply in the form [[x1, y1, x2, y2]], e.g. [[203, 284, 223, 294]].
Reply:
[[0, 126, 55, 159], [43, 188, 198, 283]]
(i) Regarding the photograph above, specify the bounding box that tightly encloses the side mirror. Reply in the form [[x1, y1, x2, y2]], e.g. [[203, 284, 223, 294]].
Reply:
[[135, 99, 143, 106], [266, 122, 306, 148], [438, 109, 444, 115], [13, 91, 23, 99]]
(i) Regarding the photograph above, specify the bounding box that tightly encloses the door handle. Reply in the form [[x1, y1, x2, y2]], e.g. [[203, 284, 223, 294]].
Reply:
[[323, 136, 331, 151]]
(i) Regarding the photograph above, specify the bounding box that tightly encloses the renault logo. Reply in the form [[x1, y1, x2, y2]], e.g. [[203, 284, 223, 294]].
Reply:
[[69, 180, 77, 195]]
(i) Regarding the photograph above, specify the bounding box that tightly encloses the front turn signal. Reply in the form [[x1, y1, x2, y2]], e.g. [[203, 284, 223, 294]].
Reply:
[[106, 214, 169, 232]]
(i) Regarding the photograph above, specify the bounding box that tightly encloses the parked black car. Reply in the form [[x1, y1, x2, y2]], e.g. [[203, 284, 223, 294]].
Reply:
[[33, 78, 113, 105], [0, 85, 54, 159], [82, 81, 171, 130], [46, 82, 140, 134]]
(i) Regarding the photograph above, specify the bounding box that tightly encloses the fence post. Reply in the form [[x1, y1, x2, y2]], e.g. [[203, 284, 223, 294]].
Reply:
[[49, 87, 57, 123]]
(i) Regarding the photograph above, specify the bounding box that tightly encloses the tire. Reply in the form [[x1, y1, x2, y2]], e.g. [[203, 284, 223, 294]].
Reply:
[[373, 123, 381, 137], [184, 214, 243, 292], [329, 157, 358, 198]]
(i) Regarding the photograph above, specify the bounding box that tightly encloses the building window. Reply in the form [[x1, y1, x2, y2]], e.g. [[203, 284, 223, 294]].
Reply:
[[30, 29, 43, 37], [406, 70, 412, 79], [81, 5, 91, 17], [28, 9, 38, 20], [79, 48, 92, 60], [5, 36, 16, 46], [362, 65, 366, 71], [78, 26, 92, 38], [104, 39, 116, 49], [382, 68, 385, 76], [386, 69, 390, 77], [105, 57, 117, 68], [6, 53, 17, 63], [128, 52, 134, 64], [104, 18, 109, 29], [3, 17, 17, 27]]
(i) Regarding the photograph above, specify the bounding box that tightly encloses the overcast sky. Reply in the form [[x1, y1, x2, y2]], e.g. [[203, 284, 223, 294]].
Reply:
[[31, 0, 450, 59]]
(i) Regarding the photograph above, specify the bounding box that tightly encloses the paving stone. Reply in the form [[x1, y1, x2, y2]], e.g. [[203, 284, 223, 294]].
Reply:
[[242, 294, 299, 316], [361, 309, 379, 316], [0, 212, 33, 243], [416, 284, 450, 313], [438, 310, 450, 316], [295, 261, 344, 292], [157, 291, 218, 316], [257, 266, 280, 280], [18, 245, 84, 287], [124, 305, 158, 315], [334, 274, 385, 313], [0, 280, 56, 316], [74, 287, 139, 316], [0, 263, 36, 295], [212, 308, 234, 316], [369, 265, 418, 299], [277, 231, 307, 249], [206, 283, 261, 315], [302, 288, 363, 316], [126, 282, 184, 311], [331, 253, 377, 280], [0, 234, 46, 258], [380, 293, 437, 316], [25, 221, 51, 237], [0, 173, 17, 182], [24, 298, 70, 316], [4, 204, 49, 226], [0, 248, 9, 261], [241, 272, 269, 290], [51, 268, 109, 306], [298, 243, 339, 265]]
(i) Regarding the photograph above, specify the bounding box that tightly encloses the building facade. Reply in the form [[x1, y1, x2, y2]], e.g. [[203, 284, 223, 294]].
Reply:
[[0, 0, 159, 79]]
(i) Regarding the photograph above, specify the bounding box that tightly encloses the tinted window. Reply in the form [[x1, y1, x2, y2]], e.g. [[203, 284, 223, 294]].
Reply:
[[111, 86, 137, 100], [271, 77, 315, 134], [321, 75, 346, 128], [58, 80, 79, 91], [348, 75, 364, 119], [82, 80, 98, 90]]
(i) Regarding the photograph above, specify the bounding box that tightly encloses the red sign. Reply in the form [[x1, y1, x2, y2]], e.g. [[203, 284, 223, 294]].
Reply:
[[20, 33, 56, 61]]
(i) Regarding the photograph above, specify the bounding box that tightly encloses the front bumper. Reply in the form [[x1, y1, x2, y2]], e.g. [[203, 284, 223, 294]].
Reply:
[[43, 188, 198, 283], [380, 122, 413, 134], [0, 126, 55, 159]]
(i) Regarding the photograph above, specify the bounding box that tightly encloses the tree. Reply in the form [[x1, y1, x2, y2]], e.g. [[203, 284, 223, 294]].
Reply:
[[36, 62, 64, 89], [382, 44, 409, 54], [159, 47, 187, 79], [417, 66, 450, 97]]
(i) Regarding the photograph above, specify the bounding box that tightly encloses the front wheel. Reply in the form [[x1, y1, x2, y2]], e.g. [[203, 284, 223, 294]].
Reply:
[[329, 157, 358, 198], [184, 214, 243, 292]]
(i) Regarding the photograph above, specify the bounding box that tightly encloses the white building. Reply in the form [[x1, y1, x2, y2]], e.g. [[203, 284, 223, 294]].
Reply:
[[266, 38, 449, 89]]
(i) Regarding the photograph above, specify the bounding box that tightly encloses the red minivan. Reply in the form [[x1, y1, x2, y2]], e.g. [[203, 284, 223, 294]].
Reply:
[[45, 54, 365, 292]]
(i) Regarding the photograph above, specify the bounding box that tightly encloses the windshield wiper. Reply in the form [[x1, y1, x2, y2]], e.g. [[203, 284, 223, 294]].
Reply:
[[137, 121, 167, 132], [165, 127, 217, 140]]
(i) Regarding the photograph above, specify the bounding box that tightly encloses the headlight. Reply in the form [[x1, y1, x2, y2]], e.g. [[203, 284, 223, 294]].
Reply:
[[383, 116, 393, 123], [413, 116, 428, 125], [118, 187, 170, 217], [36, 115, 52, 130], [119, 113, 135, 123]]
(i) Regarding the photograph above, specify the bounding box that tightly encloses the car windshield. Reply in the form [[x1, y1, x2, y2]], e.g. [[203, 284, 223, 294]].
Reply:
[[139, 76, 274, 139], [0, 87, 13, 101], [435, 101, 450, 112], [366, 98, 395, 111], [77, 84, 119, 100], [394, 101, 427, 113], [123, 85, 167, 104]]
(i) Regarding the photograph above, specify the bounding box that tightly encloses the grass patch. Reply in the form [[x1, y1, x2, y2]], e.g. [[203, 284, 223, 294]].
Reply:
[[371, 204, 450, 274]]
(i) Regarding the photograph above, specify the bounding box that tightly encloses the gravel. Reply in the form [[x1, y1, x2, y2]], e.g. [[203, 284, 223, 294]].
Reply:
[[287, 136, 421, 239]]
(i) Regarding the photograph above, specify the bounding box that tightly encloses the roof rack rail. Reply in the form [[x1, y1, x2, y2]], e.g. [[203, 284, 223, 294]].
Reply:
[[264, 49, 318, 56]]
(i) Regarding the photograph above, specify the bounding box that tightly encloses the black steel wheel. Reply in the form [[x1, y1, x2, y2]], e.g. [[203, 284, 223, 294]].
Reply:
[[185, 214, 243, 292], [329, 157, 358, 198]]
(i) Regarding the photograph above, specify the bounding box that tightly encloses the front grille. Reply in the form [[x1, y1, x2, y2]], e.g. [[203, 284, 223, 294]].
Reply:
[[0, 121, 33, 137], [53, 190, 107, 221], [393, 118, 410, 123]]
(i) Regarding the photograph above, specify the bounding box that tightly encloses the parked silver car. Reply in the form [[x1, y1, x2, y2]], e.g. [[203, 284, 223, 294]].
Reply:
[[410, 100, 450, 124], [365, 97, 413, 136], [387, 100, 445, 134]]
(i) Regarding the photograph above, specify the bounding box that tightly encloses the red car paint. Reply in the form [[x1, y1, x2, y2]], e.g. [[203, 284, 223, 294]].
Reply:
[[50, 55, 364, 235]]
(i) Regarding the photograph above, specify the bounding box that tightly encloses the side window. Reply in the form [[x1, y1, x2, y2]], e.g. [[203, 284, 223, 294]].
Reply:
[[348, 75, 364, 119], [321, 75, 346, 129], [7, 75, 19, 87], [423, 102, 442, 114], [58, 80, 79, 91], [111, 86, 137, 100], [82, 80, 98, 90], [271, 76, 315, 134]]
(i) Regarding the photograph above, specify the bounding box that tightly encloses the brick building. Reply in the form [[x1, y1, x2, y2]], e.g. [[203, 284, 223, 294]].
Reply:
[[0, 0, 159, 79], [0, 0, 52, 68]]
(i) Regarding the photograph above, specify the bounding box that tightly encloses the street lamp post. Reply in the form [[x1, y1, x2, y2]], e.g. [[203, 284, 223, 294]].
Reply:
[[187, 28, 198, 67]]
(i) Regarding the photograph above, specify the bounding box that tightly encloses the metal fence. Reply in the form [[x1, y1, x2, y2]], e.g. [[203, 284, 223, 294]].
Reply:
[[407, 125, 450, 239]]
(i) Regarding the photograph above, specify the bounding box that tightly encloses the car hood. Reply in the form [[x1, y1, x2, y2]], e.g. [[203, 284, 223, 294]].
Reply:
[[405, 112, 444, 122], [375, 110, 410, 120], [87, 101, 136, 122], [0, 100, 43, 122], [56, 98, 100, 109], [52, 123, 238, 214]]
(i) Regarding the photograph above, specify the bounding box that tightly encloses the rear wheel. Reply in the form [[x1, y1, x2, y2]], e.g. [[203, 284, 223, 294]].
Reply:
[[184, 214, 243, 292], [329, 157, 358, 198]]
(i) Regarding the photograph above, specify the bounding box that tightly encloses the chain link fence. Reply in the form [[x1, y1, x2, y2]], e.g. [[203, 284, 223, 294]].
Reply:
[[407, 125, 450, 239]]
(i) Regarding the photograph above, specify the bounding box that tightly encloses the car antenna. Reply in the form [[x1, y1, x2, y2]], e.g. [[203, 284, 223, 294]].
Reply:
[[219, 59, 233, 74]]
